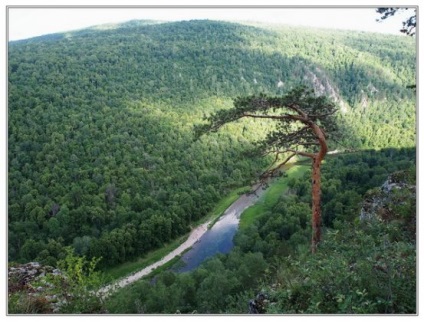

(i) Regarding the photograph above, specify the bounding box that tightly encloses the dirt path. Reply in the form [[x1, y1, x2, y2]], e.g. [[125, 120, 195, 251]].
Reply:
[[97, 220, 211, 298]]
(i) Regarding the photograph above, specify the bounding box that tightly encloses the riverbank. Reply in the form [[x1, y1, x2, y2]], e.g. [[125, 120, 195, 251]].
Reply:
[[98, 184, 261, 296], [101, 165, 307, 298], [102, 185, 249, 283], [239, 165, 308, 230], [173, 184, 266, 273], [103, 164, 309, 310], [98, 221, 211, 298], [98, 184, 254, 296]]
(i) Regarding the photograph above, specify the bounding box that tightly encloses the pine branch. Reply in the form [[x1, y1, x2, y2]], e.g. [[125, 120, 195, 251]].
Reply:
[[242, 113, 307, 123]]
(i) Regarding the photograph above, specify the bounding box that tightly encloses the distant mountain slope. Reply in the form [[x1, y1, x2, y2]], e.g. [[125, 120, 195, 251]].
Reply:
[[9, 20, 415, 145], [8, 20, 416, 267]]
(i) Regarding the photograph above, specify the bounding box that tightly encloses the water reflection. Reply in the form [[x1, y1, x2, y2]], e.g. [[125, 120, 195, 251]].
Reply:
[[174, 189, 264, 273]]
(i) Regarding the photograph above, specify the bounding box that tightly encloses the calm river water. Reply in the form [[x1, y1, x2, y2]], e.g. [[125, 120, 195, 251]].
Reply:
[[173, 187, 265, 273]]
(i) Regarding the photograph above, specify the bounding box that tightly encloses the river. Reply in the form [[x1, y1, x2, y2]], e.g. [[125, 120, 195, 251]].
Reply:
[[98, 185, 266, 297], [173, 186, 265, 272]]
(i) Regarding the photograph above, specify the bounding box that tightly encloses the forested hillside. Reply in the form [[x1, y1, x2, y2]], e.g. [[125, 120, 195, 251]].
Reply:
[[105, 148, 415, 314], [8, 19, 415, 272]]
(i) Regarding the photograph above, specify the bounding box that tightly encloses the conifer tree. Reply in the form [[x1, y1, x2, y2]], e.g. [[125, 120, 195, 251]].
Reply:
[[195, 86, 338, 252]]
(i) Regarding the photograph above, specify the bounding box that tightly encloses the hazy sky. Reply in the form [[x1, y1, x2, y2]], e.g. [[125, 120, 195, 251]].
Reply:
[[8, 6, 415, 41]]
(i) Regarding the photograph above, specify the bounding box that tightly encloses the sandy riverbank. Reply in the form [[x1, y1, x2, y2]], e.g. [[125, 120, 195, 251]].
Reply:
[[97, 220, 211, 298]]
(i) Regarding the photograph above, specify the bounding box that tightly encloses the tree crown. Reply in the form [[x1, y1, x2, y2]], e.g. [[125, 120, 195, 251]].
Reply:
[[195, 86, 338, 154]]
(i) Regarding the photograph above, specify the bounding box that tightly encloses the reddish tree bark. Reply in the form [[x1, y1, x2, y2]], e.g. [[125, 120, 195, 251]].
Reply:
[[309, 123, 328, 253], [195, 87, 337, 253]]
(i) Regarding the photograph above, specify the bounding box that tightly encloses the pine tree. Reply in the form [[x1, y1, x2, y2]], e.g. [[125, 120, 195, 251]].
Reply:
[[195, 86, 338, 252]]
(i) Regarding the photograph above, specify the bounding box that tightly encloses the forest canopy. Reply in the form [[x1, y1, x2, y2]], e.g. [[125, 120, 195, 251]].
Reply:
[[8, 20, 416, 269]]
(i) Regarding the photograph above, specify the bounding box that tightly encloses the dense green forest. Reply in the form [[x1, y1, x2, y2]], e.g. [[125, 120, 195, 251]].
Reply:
[[105, 148, 416, 314], [8, 19, 416, 313]]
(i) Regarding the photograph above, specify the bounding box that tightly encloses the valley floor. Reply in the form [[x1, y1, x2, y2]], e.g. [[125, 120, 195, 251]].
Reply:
[[98, 221, 210, 297]]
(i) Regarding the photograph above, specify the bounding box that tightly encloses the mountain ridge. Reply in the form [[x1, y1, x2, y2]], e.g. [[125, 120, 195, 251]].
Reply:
[[8, 18, 415, 269]]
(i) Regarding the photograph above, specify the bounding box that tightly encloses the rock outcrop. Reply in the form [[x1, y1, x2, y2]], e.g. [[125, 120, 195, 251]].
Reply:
[[8, 262, 65, 313], [360, 170, 416, 239]]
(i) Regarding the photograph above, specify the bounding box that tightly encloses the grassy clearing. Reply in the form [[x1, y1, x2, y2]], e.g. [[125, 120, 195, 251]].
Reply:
[[239, 165, 308, 230]]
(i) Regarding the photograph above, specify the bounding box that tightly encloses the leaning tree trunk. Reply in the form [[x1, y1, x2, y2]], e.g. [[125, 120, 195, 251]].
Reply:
[[311, 155, 323, 253], [309, 123, 328, 253]]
